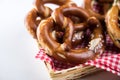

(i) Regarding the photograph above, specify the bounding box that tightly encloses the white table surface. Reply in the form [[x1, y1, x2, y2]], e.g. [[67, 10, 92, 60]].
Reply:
[[0, 0, 83, 80], [0, 0, 120, 80]]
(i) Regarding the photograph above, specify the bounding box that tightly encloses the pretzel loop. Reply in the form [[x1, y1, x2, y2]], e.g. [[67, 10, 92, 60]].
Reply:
[[105, 0, 120, 48], [37, 6, 105, 64], [84, 0, 113, 20], [25, 0, 72, 38]]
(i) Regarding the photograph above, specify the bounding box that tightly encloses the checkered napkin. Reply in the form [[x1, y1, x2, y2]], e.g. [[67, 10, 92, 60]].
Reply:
[[35, 34, 120, 76]]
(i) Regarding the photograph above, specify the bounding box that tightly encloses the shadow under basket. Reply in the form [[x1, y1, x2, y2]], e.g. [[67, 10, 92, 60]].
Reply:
[[44, 62, 101, 80]]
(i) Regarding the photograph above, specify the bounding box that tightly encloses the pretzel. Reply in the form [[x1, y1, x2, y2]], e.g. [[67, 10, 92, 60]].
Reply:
[[51, 5, 91, 47], [84, 0, 113, 20], [25, 0, 73, 39], [37, 5, 105, 64], [34, 0, 74, 17], [105, 0, 120, 48]]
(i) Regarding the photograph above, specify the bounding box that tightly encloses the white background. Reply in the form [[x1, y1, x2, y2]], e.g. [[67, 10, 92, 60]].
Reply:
[[0, 0, 83, 80]]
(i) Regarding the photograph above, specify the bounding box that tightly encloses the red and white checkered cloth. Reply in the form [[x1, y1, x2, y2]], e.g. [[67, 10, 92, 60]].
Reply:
[[36, 34, 120, 76]]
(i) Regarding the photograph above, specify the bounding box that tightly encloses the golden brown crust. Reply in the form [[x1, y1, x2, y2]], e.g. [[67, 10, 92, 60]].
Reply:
[[83, 0, 113, 20], [25, 0, 73, 39], [105, 2, 120, 48], [25, 8, 40, 38], [51, 5, 91, 47], [37, 10, 104, 64], [25, 0, 106, 64]]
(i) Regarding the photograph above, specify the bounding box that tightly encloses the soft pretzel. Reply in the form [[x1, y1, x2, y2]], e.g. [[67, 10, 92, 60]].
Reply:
[[34, 0, 73, 17], [25, 0, 73, 39], [25, 8, 42, 38], [84, 0, 113, 20], [37, 9, 104, 65], [51, 5, 91, 47], [105, 0, 120, 48]]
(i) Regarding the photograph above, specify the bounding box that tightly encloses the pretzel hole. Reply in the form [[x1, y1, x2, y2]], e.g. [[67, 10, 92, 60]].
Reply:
[[45, 4, 59, 10], [91, 0, 113, 15], [72, 31, 84, 48], [52, 24, 65, 44], [117, 39, 120, 43]]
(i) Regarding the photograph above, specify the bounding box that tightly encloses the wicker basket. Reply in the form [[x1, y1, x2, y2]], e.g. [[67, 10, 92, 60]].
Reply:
[[35, 39, 101, 80], [44, 62, 101, 80]]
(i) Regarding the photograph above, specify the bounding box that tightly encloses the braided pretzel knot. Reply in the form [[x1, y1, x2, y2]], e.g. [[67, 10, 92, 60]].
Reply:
[[51, 5, 91, 47], [84, 0, 113, 20], [25, 0, 73, 39], [37, 6, 105, 64]]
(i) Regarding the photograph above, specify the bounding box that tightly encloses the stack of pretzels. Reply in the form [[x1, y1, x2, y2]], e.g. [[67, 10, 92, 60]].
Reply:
[[25, 0, 120, 65]]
